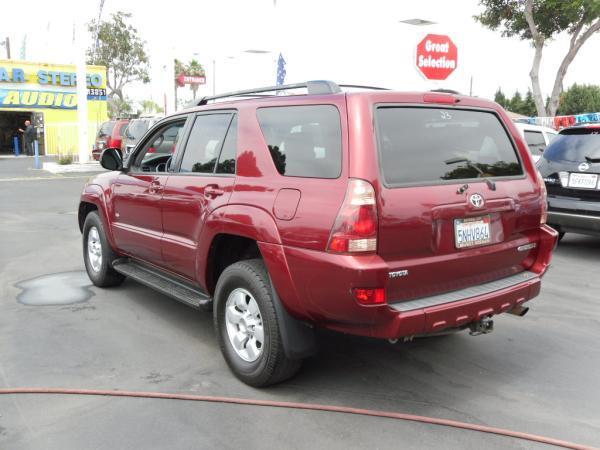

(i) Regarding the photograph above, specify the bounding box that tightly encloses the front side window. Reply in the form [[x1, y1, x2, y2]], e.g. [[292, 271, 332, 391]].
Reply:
[[179, 114, 233, 174], [216, 115, 237, 174], [131, 120, 186, 172], [257, 105, 342, 178], [376, 107, 523, 186]]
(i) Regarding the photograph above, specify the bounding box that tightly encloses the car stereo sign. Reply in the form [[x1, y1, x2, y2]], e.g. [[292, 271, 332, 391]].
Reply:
[[416, 34, 458, 81]]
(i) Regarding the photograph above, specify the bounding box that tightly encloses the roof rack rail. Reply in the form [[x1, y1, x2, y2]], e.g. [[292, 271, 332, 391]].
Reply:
[[196, 80, 342, 106], [339, 84, 390, 91]]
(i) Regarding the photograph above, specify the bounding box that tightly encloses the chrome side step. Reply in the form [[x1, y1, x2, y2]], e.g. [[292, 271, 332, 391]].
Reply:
[[112, 260, 212, 310], [390, 271, 539, 312]]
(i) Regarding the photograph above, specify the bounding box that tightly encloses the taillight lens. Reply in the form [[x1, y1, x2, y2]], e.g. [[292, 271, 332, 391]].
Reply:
[[536, 171, 548, 224], [147, 147, 156, 154], [327, 179, 378, 254], [352, 288, 386, 305]]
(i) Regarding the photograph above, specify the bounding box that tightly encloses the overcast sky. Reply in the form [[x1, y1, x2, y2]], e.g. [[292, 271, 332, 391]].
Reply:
[[2, 0, 599, 111]]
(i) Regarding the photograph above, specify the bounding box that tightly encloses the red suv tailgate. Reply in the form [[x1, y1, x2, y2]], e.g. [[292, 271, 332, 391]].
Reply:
[[373, 105, 541, 303]]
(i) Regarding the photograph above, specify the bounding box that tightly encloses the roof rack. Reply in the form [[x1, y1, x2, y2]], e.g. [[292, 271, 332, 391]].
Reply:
[[339, 84, 390, 91], [195, 80, 391, 106], [196, 80, 342, 106]]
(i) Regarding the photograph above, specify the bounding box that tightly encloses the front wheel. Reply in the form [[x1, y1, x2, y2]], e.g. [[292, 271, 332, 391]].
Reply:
[[83, 211, 125, 287], [214, 259, 301, 387]]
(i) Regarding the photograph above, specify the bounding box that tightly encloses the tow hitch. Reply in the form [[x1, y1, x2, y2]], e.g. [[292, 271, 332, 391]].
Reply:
[[469, 317, 494, 336]]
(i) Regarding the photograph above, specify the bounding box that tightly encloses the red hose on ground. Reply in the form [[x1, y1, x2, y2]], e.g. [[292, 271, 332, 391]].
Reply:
[[0, 387, 595, 450]]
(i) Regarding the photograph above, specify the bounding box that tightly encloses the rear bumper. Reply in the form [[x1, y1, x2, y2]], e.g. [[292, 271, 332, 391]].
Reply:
[[547, 195, 600, 235], [265, 225, 557, 339], [548, 211, 600, 236]]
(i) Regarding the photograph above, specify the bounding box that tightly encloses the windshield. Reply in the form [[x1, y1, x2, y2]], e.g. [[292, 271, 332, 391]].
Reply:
[[126, 120, 150, 139], [543, 128, 600, 162], [376, 107, 523, 185]]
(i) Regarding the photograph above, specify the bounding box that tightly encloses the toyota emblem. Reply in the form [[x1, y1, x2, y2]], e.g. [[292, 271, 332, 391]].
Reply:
[[579, 162, 590, 172], [469, 193, 485, 208]]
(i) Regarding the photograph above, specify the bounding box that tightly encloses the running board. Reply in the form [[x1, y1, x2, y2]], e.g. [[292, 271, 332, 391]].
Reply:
[[112, 260, 212, 310]]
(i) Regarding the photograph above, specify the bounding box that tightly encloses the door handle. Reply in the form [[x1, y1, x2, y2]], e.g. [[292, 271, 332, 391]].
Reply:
[[149, 179, 163, 194], [205, 184, 224, 197]]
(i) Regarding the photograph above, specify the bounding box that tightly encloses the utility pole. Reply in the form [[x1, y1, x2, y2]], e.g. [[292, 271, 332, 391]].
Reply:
[[75, 7, 89, 164], [3, 37, 10, 59]]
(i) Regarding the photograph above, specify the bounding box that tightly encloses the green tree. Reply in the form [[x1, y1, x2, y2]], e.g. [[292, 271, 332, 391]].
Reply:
[[138, 99, 164, 115], [87, 11, 150, 102], [108, 97, 133, 118], [475, 0, 600, 117], [523, 89, 537, 116], [494, 88, 509, 108], [557, 83, 600, 115], [509, 90, 524, 114]]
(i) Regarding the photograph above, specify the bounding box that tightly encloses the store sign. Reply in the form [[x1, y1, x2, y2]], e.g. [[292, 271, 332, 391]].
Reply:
[[176, 73, 206, 87], [0, 62, 108, 109], [415, 34, 458, 81], [0, 67, 104, 88], [0, 88, 106, 109]]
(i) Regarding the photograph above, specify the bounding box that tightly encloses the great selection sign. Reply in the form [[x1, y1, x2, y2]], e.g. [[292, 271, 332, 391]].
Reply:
[[415, 34, 458, 81], [0, 62, 107, 109]]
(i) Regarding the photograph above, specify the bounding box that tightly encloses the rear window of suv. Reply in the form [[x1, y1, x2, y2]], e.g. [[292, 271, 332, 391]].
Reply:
[[543, 128, 600, 163], [376, 107, 523, 186], [257, 105, 342, 178]]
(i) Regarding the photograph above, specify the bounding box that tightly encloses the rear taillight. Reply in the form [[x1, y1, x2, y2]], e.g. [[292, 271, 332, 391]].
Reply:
[[327, 179, 378, 254], [147, 147, 156, 154], [536, 171, 548, 224], [352, 288, 386, 305]]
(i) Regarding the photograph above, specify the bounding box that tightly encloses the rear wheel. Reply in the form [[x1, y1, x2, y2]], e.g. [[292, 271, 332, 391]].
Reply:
[[83, 211, 125, 287], [214, 259, 301, 387]]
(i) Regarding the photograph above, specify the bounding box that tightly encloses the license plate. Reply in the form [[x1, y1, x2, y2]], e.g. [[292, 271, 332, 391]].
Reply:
[[568, 172, 598, 189], [454, 216, 491, 249]]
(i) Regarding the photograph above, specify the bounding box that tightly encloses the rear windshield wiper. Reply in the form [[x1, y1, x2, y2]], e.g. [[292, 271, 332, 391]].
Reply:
[[585, 156, 600, 163], [444, 157, 496, 191]]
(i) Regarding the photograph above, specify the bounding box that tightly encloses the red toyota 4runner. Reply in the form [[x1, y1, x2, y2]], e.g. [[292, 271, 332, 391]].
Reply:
[[79, 81, 558, 386]]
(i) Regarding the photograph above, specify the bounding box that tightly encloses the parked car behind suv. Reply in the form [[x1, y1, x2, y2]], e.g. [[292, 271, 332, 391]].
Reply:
[[514, 122, 558, 163], [92, 119, 129, 161], [79, 81, 557, 386], [121, 116, 163, 158], [538, 123, 600, 239]]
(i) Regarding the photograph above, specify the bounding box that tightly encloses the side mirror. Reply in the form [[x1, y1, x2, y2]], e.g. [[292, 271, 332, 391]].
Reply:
[[100, 148, 123, 171]]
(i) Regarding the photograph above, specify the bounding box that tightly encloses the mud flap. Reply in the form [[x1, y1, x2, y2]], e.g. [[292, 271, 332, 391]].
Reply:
[[269, 278, 318, 360]]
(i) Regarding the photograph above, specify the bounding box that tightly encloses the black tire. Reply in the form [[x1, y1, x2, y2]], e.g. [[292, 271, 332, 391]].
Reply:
[[214, 259, 301, 387], [82, 211, 125, 287]]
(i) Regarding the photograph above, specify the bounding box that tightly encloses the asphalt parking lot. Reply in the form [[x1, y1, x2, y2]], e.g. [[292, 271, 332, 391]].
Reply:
[[1, 157, 599, 449]]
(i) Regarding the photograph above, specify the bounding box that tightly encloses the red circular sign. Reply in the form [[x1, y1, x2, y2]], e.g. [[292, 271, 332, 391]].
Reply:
[[416, 34, 458, 81]]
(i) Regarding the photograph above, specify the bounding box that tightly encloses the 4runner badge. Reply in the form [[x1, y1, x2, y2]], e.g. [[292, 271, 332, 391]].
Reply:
[[389, 270, 409, 279], [469, 193, 485, 208]]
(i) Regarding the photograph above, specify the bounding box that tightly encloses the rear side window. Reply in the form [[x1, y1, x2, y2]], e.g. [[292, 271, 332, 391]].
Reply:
[[257, 105, 342, 178], [543, 128, 600, 163], [98, 121, 115, 137], [180, 114, 233, 173], [376, 107, 523, 186], [524, 130, 546, 154]]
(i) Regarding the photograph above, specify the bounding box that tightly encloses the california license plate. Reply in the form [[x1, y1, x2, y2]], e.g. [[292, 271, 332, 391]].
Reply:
[[454, 216, 491, 249], [568, 173, 598, 189]]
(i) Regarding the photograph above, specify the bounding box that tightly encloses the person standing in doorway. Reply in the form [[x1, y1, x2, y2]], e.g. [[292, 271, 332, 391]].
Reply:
[[18, 120, 36, 156]]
